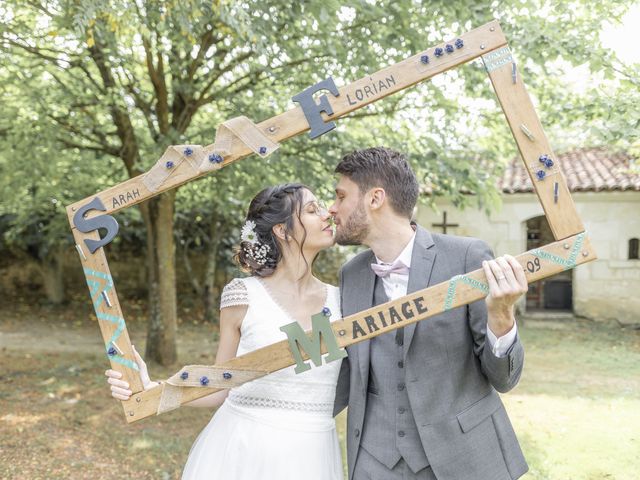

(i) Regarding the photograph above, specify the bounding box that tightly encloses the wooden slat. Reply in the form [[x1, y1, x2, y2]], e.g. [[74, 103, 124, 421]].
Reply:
[[71, 228, 143, 393], [484, 48, 584, 240], [122, 232, 596, 423], [66, 20, 508, 225]]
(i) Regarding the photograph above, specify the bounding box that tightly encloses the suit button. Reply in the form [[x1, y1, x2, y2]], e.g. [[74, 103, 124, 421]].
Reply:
[[398, 407, 405, 414], [355, 429, 360, 437], [397, 360, 404, 368], [398, 430, 405, 437], [397, 383, 405, 391]]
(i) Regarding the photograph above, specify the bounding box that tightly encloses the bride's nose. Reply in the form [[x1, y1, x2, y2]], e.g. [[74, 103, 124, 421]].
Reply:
[[319, 207, 330, 220]]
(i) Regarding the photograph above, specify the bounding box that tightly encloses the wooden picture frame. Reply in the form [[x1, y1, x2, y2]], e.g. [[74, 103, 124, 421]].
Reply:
[[66, 20, 596, 423]]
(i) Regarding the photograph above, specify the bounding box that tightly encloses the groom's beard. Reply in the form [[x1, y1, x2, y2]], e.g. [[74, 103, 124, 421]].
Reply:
[[335, 200, 369, 246]]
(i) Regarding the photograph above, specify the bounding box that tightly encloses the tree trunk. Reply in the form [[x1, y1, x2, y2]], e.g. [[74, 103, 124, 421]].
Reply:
[[203, 213, 222, 324], [181, 239, 202, 297], [213, 261, 228, 317], [40, 249, 65, 304], [140, 191, 178, 366], [202, 245, 219, 324]]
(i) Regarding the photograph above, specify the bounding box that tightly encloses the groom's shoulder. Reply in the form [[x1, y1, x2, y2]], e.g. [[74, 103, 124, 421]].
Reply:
[[428, 230, 492, 256], [340, 248, 374, 276], [431, 231, 481, 248]]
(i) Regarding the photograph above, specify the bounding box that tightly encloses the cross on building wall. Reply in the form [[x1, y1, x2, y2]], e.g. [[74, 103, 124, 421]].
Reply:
[[432, 211, 459, 234]]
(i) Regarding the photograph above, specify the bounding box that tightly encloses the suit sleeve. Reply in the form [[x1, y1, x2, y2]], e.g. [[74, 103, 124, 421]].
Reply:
[[333, 266, 351, 416], [465, 239, 524, 393]]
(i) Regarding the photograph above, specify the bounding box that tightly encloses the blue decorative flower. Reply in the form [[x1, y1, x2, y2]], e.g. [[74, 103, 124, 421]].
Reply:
[[434, 47, 444, 57], [222, 372, 232, 380], [539, 154, 550, 164], [259, 146, 267, 155], [445, 44, 454, 53], [544, 158, 554, 168], [184, 147, 193, 156], [536, 170, 546, 180], [165, 160, 174, 169], [107, 347, 117, 356], [200, 376, 209, 386], [209, 153, 223, 164], [420, 54, 429, 64], [322, 307, 331, 317], [180, 371, 189, 380], [455, 38, 464, 49]]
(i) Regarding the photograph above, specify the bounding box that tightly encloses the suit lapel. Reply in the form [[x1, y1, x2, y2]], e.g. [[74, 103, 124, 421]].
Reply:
[[345, 252, 376, 389], [404, 226, 436, 359]]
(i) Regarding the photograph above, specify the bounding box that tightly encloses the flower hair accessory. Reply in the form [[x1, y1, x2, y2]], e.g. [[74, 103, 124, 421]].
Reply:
[[243, 243, 271, 266], [240, 220, 270, 266], [241, 220, 258, 244]]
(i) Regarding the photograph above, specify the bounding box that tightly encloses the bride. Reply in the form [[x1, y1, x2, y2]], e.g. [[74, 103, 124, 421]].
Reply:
[[105, 183, 344, 479]]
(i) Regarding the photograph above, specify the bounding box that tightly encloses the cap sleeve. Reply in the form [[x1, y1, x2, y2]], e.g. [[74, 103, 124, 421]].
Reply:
[[220, 278, 249, 310]]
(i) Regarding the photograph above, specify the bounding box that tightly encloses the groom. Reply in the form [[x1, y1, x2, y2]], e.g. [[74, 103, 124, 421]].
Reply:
[[329, 147, 529, 480]]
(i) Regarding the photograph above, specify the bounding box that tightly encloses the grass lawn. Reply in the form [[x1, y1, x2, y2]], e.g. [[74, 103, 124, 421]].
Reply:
[[1, 300, 638, 479], [500, 317, 640, 480]]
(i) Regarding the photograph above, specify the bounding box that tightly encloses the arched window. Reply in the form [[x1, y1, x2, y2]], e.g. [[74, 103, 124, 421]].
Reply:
[[629, 238, 639, 260]]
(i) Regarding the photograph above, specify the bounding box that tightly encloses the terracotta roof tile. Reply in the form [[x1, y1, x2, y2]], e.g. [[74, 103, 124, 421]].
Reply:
[[499, 148, 640, 193]]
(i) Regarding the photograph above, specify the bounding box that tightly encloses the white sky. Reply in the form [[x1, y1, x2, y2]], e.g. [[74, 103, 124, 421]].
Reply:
[[600, 4, 640, 65]]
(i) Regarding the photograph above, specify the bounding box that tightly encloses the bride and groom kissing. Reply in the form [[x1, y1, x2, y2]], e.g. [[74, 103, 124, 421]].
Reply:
[[106, 146, 529, 480]]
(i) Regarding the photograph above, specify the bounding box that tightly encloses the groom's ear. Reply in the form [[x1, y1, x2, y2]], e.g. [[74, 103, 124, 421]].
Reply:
[[368, 187, 386, 211]]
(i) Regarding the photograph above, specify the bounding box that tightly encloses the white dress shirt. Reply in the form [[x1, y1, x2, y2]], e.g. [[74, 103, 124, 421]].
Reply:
[[373, 232, 517, 358]]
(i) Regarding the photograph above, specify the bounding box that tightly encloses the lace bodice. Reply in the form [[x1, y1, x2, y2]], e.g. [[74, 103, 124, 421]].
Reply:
[[220, 276, 342, 416]]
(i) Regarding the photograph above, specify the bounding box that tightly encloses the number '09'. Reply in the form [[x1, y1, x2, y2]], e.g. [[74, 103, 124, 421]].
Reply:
[[526, 257, 541, 273]]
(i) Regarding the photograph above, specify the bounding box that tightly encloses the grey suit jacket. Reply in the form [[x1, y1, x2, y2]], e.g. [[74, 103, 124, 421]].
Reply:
[[334, 225, 528, 480]]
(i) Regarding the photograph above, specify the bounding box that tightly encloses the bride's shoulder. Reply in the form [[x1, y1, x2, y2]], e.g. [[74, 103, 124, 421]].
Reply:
[[223, 276, 250, 292], [220, 277, 253, 309]]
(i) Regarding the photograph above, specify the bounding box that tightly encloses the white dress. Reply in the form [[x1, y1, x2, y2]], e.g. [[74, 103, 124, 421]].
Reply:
[[181, 276, 344, 480]]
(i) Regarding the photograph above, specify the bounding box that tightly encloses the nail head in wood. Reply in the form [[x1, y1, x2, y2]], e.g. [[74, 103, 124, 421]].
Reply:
[[110, 341, 123, 355], [519, 124, 535, 141], [102, 290, 113, 308], [75, 244, 87, 261]]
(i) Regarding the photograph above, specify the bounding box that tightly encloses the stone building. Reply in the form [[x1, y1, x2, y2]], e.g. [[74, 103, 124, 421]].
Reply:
[[416, 148, 640, 325]]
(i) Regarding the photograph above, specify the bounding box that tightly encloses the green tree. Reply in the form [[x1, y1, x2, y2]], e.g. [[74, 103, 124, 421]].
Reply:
[[1, 0, 430, 364], [2, 0, 636, 364]]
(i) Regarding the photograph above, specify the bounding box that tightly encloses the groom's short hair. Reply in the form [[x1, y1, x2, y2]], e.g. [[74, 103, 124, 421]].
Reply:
[[335, 146, 419, 219]]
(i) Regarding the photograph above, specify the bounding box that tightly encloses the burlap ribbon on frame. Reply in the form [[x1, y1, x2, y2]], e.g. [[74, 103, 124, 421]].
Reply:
[[156, 365, 271, 415], [143, 116, 280, 193]]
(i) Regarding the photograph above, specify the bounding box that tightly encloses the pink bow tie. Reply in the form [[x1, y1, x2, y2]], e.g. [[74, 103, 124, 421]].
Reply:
[[371, 261, 410, 278]]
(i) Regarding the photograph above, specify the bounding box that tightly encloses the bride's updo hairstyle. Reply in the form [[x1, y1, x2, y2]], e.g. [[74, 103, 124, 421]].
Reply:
[[235, 183, 311, 277]]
